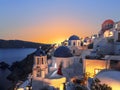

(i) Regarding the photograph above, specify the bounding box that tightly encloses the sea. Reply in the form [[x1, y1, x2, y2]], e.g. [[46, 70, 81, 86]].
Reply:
[[0, 48, 36, 65], [0, 48, 36, 90]]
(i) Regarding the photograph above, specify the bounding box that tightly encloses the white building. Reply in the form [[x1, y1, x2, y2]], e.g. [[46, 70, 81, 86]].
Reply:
[[82, 19, 120, 90], [93, 19, 120, 55]]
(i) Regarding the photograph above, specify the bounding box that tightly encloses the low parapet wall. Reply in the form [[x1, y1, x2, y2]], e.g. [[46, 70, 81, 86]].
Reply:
[[32, 77, 66, 90]]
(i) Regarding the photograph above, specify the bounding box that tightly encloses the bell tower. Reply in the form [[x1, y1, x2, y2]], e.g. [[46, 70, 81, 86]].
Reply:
[[33, 47, 48, 78], [68, 35, 81, 56]]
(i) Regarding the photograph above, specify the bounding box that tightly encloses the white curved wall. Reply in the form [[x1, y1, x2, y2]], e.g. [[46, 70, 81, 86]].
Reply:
[[95, 70, 120, 90], [53, 57, 74, 68]]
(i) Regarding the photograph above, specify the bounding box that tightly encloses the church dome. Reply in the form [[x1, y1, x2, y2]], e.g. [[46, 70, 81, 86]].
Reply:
[[35, 47, 46, 56], [101, 19, 114, 32], [54, 46, 73, 57], [69, 35, 80, 40]]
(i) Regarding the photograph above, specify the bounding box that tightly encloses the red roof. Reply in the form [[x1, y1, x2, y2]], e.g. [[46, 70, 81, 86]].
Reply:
[[102, 19, 114, 28]]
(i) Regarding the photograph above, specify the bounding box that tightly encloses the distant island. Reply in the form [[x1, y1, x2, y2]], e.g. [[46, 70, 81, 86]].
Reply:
[[0, 39, 50, 48]]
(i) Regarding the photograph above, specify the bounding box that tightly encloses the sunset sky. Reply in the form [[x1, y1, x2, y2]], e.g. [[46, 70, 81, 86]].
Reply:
[[0, 0, 120, 44]]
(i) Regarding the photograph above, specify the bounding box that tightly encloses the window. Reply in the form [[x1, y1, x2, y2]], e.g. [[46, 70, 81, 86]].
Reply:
[[118, 33, 120, 41], [37, 58, 40, 65], [42, 58, 44, 64], [73, 50, 75, 54], [73, 42, 75, 46], [37, 69, 41, 77]]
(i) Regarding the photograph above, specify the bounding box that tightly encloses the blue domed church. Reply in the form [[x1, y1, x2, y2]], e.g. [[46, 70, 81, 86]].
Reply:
[[31, 35, 83, 90], [53, 46, 73, 68], [68, 35, 82, 56]]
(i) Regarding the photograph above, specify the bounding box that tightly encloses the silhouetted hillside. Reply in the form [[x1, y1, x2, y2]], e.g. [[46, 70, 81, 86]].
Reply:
[[6, 44, 55, 90], [0, 39, 50, 48]]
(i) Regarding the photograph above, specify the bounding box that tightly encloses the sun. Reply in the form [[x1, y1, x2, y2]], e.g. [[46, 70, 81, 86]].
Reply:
[[52, 38, 65, 45]]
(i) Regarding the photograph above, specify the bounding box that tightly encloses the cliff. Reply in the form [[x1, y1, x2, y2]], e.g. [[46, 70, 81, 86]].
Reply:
[[0, 39, 49, 48]]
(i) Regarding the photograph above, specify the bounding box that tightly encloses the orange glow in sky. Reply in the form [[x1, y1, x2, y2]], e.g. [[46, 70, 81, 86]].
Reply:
[[15, 16, 97, 44]]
